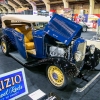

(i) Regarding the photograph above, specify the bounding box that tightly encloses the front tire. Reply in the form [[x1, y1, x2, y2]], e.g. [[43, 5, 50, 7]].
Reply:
[[46, 65, 68, 89], [1, 39, 9, 56]]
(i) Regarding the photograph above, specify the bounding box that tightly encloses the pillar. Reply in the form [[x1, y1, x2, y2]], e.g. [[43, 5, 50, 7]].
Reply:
[[26, 0, 37, 11], [1, 4, 12, 13], [0, 7, 7, 13], [8, 1, 17, 12], [42, 0, 50, 11], [14, 0, 24, 8], [89, 0, 94, 14], [62, 0, 69, 8]]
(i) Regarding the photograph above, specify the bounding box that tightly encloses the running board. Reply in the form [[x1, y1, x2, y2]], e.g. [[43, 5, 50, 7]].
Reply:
[[76, 72, 100, 92], [9, 51, 35, 65]]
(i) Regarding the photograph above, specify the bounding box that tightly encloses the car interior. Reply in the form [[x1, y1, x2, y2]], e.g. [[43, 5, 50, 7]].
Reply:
[[4, 20, 36, 55]]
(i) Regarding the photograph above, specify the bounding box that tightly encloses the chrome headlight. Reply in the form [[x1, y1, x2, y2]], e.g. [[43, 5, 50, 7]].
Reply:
[[90, 45, 95, 54], [74, 51, 82, 62]]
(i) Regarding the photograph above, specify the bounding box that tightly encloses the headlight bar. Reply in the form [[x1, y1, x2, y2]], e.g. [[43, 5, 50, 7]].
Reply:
[[90, 44, 95, 54], [74, 51, 83, 62]]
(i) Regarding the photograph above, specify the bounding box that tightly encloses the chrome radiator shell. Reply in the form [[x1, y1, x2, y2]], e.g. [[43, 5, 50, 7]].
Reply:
[[77, 41, 87, 61]]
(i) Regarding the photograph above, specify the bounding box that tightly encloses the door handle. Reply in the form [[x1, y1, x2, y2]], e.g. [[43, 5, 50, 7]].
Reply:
[[18, 36, 22, 41]]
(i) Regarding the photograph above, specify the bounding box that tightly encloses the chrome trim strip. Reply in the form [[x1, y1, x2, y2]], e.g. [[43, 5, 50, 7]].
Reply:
[[34, 36, 42, 38], [77, 41, 87, 61], [76, 72, 100, 92]]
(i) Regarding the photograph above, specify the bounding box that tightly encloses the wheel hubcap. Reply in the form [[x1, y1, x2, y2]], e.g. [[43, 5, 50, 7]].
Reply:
[[1, 42, 6, 53], [48, 66, 64, 87], [52, 73, 58, 80]]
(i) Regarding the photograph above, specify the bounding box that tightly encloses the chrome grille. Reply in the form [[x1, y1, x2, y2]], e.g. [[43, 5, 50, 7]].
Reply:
[[77, 41, 87, 61]]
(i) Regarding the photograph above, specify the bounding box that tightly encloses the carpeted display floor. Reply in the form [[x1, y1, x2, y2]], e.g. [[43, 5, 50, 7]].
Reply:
[[0, 31, 100, 100]]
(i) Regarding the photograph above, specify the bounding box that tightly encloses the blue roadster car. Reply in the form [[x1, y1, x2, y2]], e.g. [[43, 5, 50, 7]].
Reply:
[[1, 14, 100, 91]]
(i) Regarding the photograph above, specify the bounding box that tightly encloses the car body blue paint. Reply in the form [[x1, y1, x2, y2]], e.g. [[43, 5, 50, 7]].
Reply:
[[1, 14, 84, 60], [32, 30, 46, 58], [13, 30, 27, 59], [2, 28, 17, 49], [44, 14, 82, 46]]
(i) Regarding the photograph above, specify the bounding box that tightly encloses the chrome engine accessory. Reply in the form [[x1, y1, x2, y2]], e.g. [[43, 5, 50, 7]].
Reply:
[[49, 46, 66, 57], [74, 51, 82, 62], [90, 44, 95, 54], [77, 42, 87, 61]]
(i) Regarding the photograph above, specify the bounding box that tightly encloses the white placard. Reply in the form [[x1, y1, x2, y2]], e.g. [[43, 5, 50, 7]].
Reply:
[[28, 89, 46, 100]]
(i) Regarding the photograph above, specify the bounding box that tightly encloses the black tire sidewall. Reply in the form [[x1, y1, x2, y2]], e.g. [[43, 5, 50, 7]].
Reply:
[[83, 26, 87, 32], [1, 39, 9, 56], [46, 64, 68, 89]]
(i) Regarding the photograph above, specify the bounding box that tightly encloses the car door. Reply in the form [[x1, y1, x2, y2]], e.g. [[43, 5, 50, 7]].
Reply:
[[13, 30, 27, 59]]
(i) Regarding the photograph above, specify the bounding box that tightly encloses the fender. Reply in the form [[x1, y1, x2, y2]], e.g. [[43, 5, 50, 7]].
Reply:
[[25, 57, 79, 77], [1, 34, 17, 51], [1, 34, 11, 49]]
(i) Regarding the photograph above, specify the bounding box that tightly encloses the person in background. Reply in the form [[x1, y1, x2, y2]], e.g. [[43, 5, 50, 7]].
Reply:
[[76, 16, 80, 23], [97, 17, 100, 36]]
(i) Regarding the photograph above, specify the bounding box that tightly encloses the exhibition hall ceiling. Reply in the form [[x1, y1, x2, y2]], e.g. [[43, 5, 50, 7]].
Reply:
[[0, 0, 99, 11], [16, 0, 90, 8]]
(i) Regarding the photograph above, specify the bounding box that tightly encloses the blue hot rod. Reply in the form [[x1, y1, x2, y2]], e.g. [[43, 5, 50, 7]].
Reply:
[[1, 14, 100, 91]]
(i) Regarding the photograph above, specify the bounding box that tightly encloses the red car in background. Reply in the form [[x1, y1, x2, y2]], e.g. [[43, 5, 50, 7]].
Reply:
[[86, 20, 97, 29]]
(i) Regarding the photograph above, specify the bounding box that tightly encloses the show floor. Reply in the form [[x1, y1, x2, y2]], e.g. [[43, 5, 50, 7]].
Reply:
[[0, 31, 100, 100]]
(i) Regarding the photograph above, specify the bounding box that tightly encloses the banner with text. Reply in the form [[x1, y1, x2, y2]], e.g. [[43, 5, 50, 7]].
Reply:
[[0, 68, 28, 100]]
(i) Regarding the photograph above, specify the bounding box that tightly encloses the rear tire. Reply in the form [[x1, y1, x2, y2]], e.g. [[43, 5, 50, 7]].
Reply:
[[46, 64, 69, 89], [1, 39, 9, 56], [82, 26, 87, 32]]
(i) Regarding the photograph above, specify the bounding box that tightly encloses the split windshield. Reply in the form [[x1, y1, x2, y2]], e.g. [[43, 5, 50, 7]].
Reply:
[[32, 22, 48, 30]]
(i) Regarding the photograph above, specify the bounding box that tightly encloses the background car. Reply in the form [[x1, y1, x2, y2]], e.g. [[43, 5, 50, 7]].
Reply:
[[78, 21, 88, 32], [86, 20, 97, 29]]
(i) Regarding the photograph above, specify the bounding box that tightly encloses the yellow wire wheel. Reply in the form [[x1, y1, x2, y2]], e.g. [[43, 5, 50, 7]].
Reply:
[[1, 41, 7, 53], [47, 65, 66, 88], [1, 40, 9, 55]]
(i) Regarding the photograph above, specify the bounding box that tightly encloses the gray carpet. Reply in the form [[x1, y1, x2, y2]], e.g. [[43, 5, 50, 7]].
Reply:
[[0, 31, 100, 100]]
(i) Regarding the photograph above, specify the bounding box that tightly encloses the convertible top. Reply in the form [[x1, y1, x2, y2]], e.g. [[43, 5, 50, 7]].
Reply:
[[2, 15, 50, 23], [2, 15, 50, 28]]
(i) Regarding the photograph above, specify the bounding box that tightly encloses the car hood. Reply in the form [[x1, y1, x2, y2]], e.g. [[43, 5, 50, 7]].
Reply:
[[44, 14, 82, 45]]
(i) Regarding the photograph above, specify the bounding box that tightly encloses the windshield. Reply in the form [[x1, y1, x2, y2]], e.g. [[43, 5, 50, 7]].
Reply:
[[32, 22, 48, 30]]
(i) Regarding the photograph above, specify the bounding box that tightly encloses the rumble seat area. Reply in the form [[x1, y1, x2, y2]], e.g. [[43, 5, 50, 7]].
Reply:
[[15, 26, 35, 52]]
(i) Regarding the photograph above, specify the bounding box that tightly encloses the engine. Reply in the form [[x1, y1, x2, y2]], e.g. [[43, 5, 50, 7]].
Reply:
[[49, 46, 66, 57]]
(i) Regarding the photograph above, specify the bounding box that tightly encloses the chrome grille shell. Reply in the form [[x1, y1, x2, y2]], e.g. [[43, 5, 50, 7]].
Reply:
[[77, 41, 87, 61]]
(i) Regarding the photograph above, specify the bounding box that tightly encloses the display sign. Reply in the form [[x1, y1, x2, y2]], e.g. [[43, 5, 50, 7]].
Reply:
[[29, 90, 62, 100], [40, 92, 62, 100], [0, 0, 8, 4], [63, 8, 72, 12], [33, 11, 38, 15], [0, 68, 28, 100], [29, 89, 46, 100], [88, 14, 99, 22]]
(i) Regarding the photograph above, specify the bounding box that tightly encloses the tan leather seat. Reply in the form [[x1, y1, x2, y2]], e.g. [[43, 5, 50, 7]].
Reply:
[[15, 26, 35, 50], [25, 42, 34, 50]]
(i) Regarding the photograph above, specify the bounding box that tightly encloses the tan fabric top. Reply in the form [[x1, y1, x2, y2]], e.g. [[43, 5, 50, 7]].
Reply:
[[2, 15, 50, 28]]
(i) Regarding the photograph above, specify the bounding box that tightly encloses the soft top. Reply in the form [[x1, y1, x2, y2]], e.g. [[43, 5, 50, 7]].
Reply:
[[2, 15, 50, 23], [44, 14, 82, 45]]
